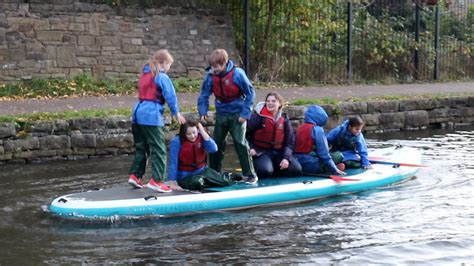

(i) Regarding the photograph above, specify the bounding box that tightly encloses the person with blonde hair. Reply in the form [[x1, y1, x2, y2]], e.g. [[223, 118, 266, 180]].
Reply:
[[198, 48, 258, 184], [128, 49, 186, 192]]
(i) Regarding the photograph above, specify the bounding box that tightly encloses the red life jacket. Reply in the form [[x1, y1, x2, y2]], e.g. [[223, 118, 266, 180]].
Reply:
[[178, 135, 207, 171], [294, 123, 315, 154], [212, 67, 241, 103], [137, 71, 165, 104], [252, 107, 285, 149]]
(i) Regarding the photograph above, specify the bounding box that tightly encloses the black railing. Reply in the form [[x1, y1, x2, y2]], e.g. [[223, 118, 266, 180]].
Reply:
[[220, 0, 474, 84]]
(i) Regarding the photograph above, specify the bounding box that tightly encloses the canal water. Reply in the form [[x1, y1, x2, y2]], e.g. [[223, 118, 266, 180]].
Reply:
[[0, 127, 472, 264]]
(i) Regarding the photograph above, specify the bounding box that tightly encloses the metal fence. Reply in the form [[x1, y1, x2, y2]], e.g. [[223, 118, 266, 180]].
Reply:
[[220, 0, 474, 84]]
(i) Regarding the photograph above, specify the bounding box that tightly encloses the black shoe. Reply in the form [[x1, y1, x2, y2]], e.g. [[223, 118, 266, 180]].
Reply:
[[230, 173, 244, 182]]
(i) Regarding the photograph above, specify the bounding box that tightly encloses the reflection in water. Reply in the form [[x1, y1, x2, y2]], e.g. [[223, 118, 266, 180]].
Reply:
[[0, 127, 473, 264]]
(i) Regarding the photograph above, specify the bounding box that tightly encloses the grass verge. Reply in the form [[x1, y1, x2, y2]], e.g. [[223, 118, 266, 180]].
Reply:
[[0, 75, 203, 100]]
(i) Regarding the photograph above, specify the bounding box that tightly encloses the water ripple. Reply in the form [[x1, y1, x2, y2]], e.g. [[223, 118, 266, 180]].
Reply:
[[0, 127, 473, 264]]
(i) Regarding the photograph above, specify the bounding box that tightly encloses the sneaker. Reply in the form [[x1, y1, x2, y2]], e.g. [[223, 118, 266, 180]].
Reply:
[[336, 163, 346, 171], [146, 178, 172, 193], [128, 174, 143, 189], [245, 174, 259, 184]]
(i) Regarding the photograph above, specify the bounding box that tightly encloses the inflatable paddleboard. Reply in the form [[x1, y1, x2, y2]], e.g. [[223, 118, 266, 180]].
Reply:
[[48, 146, 422, 219]]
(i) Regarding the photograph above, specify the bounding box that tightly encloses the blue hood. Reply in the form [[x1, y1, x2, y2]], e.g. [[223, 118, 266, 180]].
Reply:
[[340, 119, 350, 132], [224, 59, 235, 74], [304, 105, 328, 126], [142, 64, 151, 74], [340, 119, 359, 138], [143, 64, 165, 75]]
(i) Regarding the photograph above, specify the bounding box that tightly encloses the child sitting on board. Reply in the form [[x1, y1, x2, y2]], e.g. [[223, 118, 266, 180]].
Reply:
[[246, 92, 302, 177], [293, 105, 346, 175], [167, 120, 242, 191], [326, 116, 373, 169]]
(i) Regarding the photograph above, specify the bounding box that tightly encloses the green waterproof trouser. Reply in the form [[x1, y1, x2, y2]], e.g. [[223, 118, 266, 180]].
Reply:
[[128, 124, 167, 181], [209, 113, 256, 176], [177, 168, 235, 191], [324, 151, 361, 169], [344, 160, 362, 169], [320, 151, 345, 173]]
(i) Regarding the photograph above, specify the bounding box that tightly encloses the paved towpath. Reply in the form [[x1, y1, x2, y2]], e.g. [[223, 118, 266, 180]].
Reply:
[[1, 81, 472, 116]]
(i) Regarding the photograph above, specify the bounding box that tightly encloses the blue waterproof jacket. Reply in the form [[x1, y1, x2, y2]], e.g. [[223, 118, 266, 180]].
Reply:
[[167, 134, 218, 181], [132, 65, 180, 126], [326, 120, 371, 167], [197, 60, 255, 120], [294, 105, 338, 174]]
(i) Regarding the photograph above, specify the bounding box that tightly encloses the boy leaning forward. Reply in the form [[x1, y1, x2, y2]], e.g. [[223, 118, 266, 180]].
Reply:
[[197, 49, 258, 184]]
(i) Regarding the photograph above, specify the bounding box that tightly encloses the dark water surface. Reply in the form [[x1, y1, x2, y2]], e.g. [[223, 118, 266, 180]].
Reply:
[[0, 127, 473, 264]]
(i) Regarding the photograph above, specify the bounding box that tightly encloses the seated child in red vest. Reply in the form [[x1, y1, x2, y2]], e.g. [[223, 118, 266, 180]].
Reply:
[[293, 105, 346, 175], [246, 92, 302, 177], [167, 120, 242, 191], [326, 116, 373, 169]]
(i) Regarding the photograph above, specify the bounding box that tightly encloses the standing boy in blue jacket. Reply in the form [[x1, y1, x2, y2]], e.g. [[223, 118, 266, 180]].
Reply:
[[128, 49, 186, 192], [327, 116, 372, 169], [197, 49, 258, 183]]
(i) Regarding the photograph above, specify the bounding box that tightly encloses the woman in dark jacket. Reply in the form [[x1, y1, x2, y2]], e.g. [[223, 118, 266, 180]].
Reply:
[[246, 92, 302, 178]]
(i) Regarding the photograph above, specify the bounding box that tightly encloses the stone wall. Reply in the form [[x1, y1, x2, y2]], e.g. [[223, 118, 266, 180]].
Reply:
[[0, 0, 239, 82], [1, 96, 472, 164]]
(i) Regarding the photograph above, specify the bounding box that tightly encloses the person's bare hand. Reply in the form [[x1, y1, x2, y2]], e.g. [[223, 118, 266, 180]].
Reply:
[[238, 117, 246, 123], [197, 122, 205, 132], [197, 122, 211, 140], [249, 149, 257, 157], [280, 159, 289, 170], [176, 113, 186, 125], [336, 169, 346, 175]]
